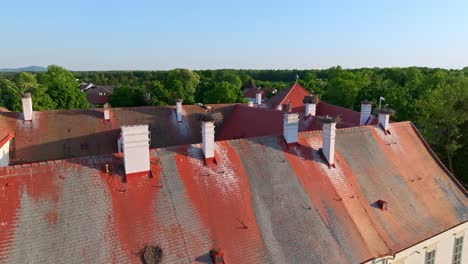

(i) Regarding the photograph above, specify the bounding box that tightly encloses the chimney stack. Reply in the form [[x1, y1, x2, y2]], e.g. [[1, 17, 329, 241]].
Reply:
[[283, 113, 299, 144], [248, 101, 254, 107], [320, 116, 337, 166], [256, 91, 262, 105], [303, 95, 319, 117], [21, 93, 33, 122], [200, 115, 216, 160], [103, 103, 111, 121], [360, 101, 372, 125], [121, 125, 150, 176], [176, 99, 183, 123], [377, 108, 394, 132]]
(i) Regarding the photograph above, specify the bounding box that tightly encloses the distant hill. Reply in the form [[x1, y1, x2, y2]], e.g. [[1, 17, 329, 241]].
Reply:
[[0, 66, 47, 73]]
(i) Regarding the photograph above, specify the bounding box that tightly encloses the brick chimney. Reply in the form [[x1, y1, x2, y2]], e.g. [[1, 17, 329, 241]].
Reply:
[[201, 117, 215, 160], [121, 125, 150, 176], [321, 116, 337, 166], [256, 91, 262, 105], [303, 95, 318, 117], [360, 101, 372, 125], [103, 103, 111, 121], [21, 93, 33, 122], [176, 99, 183, 123], [283, 113, 299, 144]]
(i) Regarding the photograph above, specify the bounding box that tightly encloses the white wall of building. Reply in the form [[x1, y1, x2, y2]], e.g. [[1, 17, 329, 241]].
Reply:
[[0, 140, 10, 167], [366, 222, 467, 264]]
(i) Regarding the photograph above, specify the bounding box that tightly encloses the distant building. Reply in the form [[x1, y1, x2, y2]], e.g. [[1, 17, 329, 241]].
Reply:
[[78, 82, 114, 107]]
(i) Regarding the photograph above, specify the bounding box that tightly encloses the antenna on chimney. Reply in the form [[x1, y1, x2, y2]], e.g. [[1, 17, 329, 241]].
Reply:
[[379, 96, 385, 109]]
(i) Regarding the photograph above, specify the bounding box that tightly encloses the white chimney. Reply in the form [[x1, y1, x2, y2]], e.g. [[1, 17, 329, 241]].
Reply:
[[303, 95, 318, 116], [283, 113, 299, 144], [305, 103, 316, 116], [201, 120, 215, 159], [256, 91, 262, 105], [176, 99, 183, 122], [378, 112, 390, 131], [322, 119, 337, 166], [21, 93, 33, 122], [121, 125, 150, 176], [248, 101, 254, 107], [103, 103, 111, 121], [360, 101, 372, 125]]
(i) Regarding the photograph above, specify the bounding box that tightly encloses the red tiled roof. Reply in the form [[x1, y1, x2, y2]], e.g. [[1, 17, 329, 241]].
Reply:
[[243, 88, 263, 99], [266, 83, 310, 110], [0, 122, 466, 263], [86, 93, 109, 105], [0, 104, 235, 164], [0, 107, 10, 112], [217, 102, 377, 140]]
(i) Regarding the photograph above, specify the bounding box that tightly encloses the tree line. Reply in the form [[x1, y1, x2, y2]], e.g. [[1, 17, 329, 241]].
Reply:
[[1, 65, 467, 182]]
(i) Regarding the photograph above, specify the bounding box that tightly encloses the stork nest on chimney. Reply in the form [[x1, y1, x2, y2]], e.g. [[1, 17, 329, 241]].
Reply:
[[377, 106, 395, 115], [175, 98, 183, 103], [360, 100, 372, 105], [197, 112, 224, 124], [303, 95, 319, 104], [283, 103, 292, 112], [22, 93, 32, 99], [318, 115, 341, 124]]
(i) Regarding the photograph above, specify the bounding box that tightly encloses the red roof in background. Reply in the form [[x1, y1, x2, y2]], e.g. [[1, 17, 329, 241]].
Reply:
[[217, 102, 377, 141], [0, 104, 235, 164], [266, 83, 310, 110], [0, 107, 10, 112], [86, 93, 109, 105], [243, 88, 263, 99], [0, 122, 466, 263]]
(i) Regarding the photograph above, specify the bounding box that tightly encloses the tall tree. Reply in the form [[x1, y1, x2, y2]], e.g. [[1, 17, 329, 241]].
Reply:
[[0, 79, 22, 111], [38, 65, 88, 109]]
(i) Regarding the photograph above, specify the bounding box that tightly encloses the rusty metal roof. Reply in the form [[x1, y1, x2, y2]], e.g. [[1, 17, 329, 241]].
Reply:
[[0, 122, 466, 263]]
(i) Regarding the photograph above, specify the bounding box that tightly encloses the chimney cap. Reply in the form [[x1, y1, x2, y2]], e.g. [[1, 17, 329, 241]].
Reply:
[[361, 100, 372, 105], [104, 103, 111, 109], [175, 98, 183, 103], [318, 115, 341, 124], [303, 94, 319, 104], [377, 106, 395, 115], [283, 103, 291, 112], [22, 93, 32, 99]]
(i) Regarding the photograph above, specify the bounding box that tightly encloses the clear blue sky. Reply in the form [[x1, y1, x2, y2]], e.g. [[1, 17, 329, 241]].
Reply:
[[1, 0, 467, 70]]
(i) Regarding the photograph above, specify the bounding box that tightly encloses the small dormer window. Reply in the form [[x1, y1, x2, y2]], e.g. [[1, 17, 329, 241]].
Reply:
[[377, 200, 388, 210]]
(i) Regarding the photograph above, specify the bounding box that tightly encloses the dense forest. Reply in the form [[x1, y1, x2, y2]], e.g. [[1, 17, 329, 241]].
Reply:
[[1, 65, 467, 183]]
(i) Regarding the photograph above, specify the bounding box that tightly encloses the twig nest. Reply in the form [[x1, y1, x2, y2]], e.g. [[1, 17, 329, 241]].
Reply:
[[283, 103, 292, 112], [303, 95, 319, 104], [103, 103, 111, 109], [360, 100, 372, 105], [197, 112, 224, 123], [175, 98, 183, 103], [318, 115, 341, 124], [377, 107, 395, 115]]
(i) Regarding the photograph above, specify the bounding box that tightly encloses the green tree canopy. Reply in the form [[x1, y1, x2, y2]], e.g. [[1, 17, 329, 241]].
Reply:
[[38, 65, 88, 109]]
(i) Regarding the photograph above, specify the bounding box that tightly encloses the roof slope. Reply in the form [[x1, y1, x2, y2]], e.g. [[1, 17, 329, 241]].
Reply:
[[0, 122, 466, 263], [0, 104, 235, 164], [266, 83, 310, 110]]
